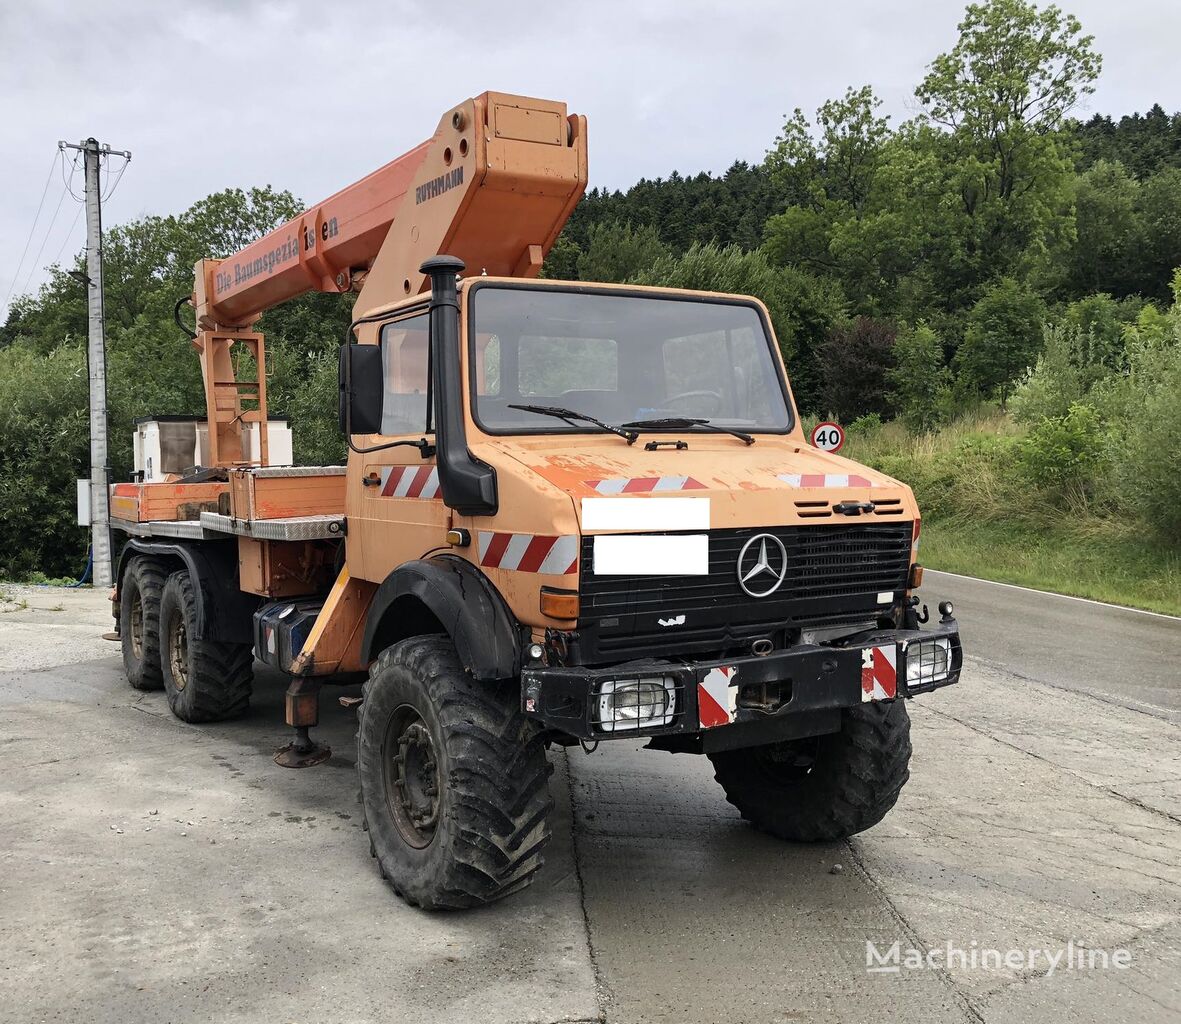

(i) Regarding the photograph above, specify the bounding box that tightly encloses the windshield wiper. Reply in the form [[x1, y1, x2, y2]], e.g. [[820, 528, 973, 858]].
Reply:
[[507, 404, 639, 444], [622, 417, 755, 446]]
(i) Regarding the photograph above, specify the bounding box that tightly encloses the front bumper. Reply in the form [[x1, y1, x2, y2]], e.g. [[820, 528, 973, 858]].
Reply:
[[522, 619, 962, 751]]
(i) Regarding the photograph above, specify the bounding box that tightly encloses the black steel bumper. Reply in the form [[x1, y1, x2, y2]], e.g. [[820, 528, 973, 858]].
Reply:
[[521, 619, 962, 753]]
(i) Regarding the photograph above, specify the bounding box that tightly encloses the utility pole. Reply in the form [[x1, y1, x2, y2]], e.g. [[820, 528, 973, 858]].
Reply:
[[60, 138, 130, 588]]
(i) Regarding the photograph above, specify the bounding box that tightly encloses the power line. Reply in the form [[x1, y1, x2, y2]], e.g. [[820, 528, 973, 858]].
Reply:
[[100, 152, 130, 202], [17, 177, 71, 300], [61, 146, 84, 201], [3, 151, 59, 314], [50, 203, 86, 270]]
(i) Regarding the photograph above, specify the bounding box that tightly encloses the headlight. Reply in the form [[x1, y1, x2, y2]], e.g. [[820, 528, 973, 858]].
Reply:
[[907, 637, 952, 687], [595, 677, 676, 732]]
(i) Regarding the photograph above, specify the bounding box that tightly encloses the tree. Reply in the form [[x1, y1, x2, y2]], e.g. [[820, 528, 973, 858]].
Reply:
[[1064, 160, 1142, 298], [0, 341, 90, 578], [763, 87, 893, 282], [540, 233, 581, 280], [918, 1, 1100, 138], [765, 86, 891, 214], [576, 221, 669, 283], [955, 277, 1046, 402], [815, 317, 898, 421], [889, 322, 952, 431], [1138, 168, 1181, 301], [1074, 105, 1181, 180], [915, 0, 1100, 291], [562, 162, 783, 255]]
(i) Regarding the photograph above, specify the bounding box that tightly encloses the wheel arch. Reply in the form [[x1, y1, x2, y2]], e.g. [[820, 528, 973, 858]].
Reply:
[[116, 538, 258, 644], [361, 555, 523, 681]]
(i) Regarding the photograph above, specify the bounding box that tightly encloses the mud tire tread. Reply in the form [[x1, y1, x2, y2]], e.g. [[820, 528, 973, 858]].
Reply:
[[356, 637, 553, 910], [159, 570, 253, 723], [120, 556, 168, 691], [709, 699, 911, 842]]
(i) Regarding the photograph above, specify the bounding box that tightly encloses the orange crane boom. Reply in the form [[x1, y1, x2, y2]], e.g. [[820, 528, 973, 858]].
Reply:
[[188, 92, 587, 467]]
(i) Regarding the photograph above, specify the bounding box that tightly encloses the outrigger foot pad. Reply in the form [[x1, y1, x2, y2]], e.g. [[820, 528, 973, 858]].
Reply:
[[274, 726, 331, 768]]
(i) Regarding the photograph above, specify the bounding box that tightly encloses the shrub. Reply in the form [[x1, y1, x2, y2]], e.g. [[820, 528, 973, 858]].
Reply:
[[1010, 323, 1094, 423], [1018, 403, 1106, 488], [1092, 325, 1181, 536], [848, 412, 884, 438], [0, 341, 91, 579]]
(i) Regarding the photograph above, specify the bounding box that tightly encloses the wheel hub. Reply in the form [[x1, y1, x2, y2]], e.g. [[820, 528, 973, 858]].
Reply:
[[384, 706, 440, 848], [168, 611, 189, 692], [129, 592, 144, 659]]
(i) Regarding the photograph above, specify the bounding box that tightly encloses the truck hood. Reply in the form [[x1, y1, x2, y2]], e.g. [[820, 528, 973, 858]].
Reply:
[[480, 435, 916, 531]]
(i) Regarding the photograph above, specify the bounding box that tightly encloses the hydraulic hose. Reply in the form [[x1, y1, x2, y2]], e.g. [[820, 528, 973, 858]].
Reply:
[[173, 295, 197, 340]]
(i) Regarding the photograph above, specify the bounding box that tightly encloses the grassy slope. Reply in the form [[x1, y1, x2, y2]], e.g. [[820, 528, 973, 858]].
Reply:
[[840, 410, 1181, 618], [920, 519, 1181, 617]]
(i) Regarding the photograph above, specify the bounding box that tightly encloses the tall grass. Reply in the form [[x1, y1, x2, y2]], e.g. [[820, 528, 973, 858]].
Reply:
[[832, 407, 1181, 615]]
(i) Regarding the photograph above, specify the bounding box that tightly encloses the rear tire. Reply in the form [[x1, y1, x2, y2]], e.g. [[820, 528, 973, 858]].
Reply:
[[709, 700, 912, 842], [159, 570, 254, 723], [120, 557, 167, 691], [357, 636, 553, 909]]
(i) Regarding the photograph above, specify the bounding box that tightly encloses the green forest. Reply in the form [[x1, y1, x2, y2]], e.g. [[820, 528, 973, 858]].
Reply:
[[2, 0, 1179, 611]]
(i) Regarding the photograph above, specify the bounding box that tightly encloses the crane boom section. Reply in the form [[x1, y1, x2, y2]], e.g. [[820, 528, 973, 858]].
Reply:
[[195, 92, 587, 329]]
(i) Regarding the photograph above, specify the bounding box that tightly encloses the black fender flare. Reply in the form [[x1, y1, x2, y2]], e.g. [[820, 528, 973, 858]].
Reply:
[[115, 538, 258, 644], [361, 555, 523, 681]]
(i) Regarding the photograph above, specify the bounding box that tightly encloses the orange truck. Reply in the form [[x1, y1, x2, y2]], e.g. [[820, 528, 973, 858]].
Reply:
[[110, 92, 962, 909]]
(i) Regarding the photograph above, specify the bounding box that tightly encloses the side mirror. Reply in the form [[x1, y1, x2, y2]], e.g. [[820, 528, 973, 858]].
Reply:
[[338, 343, 383, 435]]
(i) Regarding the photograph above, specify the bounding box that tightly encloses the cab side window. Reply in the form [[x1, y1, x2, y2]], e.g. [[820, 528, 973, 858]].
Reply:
[[380, 313, 430, 435]]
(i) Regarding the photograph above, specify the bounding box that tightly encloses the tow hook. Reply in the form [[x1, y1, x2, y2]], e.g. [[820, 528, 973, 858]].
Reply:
[[834, 500, 875, 516]]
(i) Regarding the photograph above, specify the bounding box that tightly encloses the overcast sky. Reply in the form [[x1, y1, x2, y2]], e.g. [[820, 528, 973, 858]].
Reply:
[[2, 0, 1178, 321]]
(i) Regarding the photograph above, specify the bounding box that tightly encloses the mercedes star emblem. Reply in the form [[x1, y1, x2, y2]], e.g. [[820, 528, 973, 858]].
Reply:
[[736, 533, 788, 598]]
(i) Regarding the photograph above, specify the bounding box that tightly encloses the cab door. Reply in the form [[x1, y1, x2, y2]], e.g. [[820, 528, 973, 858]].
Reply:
[[352, 309, 450, 582]]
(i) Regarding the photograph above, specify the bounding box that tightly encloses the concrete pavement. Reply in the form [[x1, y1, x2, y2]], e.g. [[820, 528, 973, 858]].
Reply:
[[1, 580, 1179, 1023], [0, 585, 597, 1024]]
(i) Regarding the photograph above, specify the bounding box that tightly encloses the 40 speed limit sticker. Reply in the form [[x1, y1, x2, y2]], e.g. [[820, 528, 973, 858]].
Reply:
[[810, 421, 845, 452]]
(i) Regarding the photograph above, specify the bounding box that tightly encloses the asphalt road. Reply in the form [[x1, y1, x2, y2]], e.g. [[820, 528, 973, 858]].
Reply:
[[923, 568, 1181, 723], [2, 580, 1180, 1023]]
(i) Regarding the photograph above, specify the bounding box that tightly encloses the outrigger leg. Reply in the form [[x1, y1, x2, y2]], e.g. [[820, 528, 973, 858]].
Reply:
[[274, 676, 331, 768]]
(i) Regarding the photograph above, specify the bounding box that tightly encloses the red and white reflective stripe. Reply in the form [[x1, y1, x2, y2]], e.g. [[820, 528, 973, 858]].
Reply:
[[778, 473, 876, 488], [477, 531, 578, 574], [698, 665, 738, 728], [584, 476, 707, 494], [861, 645, 898, 702], [379, 465, 441, 499]]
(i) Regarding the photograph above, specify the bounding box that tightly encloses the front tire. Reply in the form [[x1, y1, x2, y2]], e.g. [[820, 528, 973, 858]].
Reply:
[[709, 700, 912, 842], [357, 636, 553, 909], [159, 570, 254, 723], [120, 556, 167, 691]]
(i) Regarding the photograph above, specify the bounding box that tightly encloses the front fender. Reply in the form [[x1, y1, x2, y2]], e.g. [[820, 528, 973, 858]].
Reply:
[[361, 555, 523, 681]]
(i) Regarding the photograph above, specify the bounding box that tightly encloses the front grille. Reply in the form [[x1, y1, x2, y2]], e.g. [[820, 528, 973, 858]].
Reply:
[[577, 522, 912, 662]]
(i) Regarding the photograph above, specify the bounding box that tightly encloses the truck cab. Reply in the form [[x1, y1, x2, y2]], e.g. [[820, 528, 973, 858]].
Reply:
[[346, 268, 959, 749]]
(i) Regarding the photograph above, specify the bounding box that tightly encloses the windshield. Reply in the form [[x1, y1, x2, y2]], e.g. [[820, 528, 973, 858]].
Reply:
[[469, 285, 793, 434]]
